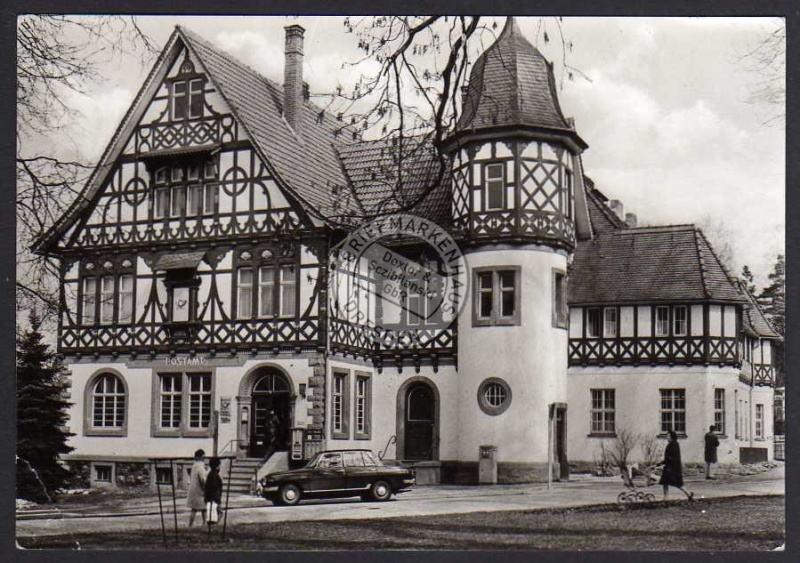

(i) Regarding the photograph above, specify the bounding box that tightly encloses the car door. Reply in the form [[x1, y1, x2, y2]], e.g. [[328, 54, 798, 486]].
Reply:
[[307, 452, 345, 492], [344, 451, 376, 490]]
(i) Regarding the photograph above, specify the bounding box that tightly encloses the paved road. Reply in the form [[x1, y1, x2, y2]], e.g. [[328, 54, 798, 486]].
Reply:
[[16, 465, 784, 540]]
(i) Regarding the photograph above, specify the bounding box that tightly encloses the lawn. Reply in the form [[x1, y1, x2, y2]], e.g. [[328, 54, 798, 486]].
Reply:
[[18, 495, 784, 551]]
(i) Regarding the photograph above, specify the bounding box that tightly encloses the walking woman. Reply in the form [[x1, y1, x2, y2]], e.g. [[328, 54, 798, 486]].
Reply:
[[659, 431, 694, 501], [186, 449, 208, 526]]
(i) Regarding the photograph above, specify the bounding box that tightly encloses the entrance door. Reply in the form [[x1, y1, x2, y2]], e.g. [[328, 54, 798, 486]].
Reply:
[[404, 383, 435, 460], [555, 407, 569, 480], [249, 371, 291, 458]]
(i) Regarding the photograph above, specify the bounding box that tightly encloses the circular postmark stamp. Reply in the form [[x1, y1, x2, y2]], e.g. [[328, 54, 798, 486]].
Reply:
[[329, 214, 468, 351]]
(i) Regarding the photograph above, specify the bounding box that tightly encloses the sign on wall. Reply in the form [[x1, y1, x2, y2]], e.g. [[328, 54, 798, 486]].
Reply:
[[220, 396, 231, 423]]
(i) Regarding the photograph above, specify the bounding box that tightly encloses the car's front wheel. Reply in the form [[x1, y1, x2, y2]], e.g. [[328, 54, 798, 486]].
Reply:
[[370, 480, 392, 502], [278, 483, 302, 506]]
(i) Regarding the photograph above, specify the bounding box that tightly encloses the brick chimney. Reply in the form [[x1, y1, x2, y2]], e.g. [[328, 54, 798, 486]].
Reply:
[[284, 24, 305, 135], [625, 213, 638, 228]]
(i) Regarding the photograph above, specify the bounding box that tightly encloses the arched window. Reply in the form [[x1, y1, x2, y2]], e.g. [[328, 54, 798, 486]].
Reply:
[[85, 372, 127, 436], [253, 372, 290, 394]]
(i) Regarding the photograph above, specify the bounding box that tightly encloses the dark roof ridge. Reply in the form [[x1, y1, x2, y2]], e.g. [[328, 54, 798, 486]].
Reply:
[[611, 224, 696, 234], [694, 227, 739, 294]]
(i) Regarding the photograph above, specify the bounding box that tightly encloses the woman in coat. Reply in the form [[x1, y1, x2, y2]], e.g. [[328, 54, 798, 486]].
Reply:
[[186, 449, 207, 526], [659, 431, 694, 501]]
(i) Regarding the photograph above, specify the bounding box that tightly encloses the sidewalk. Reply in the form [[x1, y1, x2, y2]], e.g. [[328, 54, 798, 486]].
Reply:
[[16, 462, 784, 523]]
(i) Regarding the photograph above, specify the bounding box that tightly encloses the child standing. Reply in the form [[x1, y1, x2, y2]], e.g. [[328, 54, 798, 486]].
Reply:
[[204, 457, 223, 525]]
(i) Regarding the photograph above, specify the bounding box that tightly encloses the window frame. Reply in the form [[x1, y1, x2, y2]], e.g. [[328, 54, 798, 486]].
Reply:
[[586, 307, 601, 339], [79, 261, 136, 327], [150, 158, 219, 221], [84, 371, 128, 437], [603, 307, 618, 338], [484, 162, 506, 211], [472, 266, 521, 327], [590, 388, 616, 436], [552, 269, 568, 329], [152, 370, 215, 438], [659, 388, 687, 436], [673, 305, 688, 337], [354, 372, 372, 439], [331, 371, 351, 439], [234, 248, 299, 320], [714, 388, 726, 436], [755, 403, 764, 440], [477, 377, 512, 416], [655, 306, 670, 337], [170, 76, 205, 121]]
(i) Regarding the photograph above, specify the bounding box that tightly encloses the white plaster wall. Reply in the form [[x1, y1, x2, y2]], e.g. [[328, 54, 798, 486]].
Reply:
[[567, 365, 742, 465], [325, 359, 459, 461], [457, 247, 569, 465], [64, 356, 319, 460]]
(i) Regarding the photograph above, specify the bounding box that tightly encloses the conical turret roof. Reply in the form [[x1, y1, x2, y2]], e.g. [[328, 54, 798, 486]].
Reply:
[[457, 18, 579, 139]]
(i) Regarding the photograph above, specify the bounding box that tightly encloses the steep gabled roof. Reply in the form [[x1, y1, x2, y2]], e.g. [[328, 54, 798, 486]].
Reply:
[[34, 26, 362, 254], [176, 27, 361, 221], [337, 137, 451, 226], [569, 225, 745, 305]]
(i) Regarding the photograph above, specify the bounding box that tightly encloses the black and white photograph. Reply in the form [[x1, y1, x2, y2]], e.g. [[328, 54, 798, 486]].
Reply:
[[14, 11, 786, 553]]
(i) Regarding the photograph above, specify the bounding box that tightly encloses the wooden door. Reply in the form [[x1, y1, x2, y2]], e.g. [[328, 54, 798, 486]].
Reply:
[[404, 383, 435, 460]]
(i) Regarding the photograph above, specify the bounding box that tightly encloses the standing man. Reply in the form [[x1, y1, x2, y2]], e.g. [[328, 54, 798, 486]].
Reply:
[[186, 449, 207, 526], [704, 425, 720, 479]]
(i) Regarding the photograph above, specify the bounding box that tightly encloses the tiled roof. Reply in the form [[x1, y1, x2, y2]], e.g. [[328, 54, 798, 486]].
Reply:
[[457, 18, 572, 133], [584, 179, 627, 235], [569, 225, 746, 305], [338, 137, 451, 226], [179, 27, 362, 222], [739, 282, 781, 338]]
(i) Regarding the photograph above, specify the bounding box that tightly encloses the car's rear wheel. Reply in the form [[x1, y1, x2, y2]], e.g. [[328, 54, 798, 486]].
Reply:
[[278, 483, 302, 506], [370, 480, 392, 502]]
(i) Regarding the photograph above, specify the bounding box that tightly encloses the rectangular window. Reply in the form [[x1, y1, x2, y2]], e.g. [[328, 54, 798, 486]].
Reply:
[[553, 271, 567, 328], [203, 184, 218, 214], [82, 277, 97, 325], [655, 306, 670, 336], [171, 185, 186, 217], [674, 306, 688, 336], [155, 467, 173, 485], [485, 163, 505, 210], [714, 388, 726, 435], [160, 374, 182, 429], [154, 167, 168, 185], [660, 389, 686, 435], [187, 163, 201, 181], [155, 187, 170, 219], [590, 389, 615, 434], [119, 275, 134, 323], [477, 272, 493, 320], [355, 375, 371, 438], [237, 268, 253, 319], [100, 276, 115, 324], [189, 79, 204, 118], [331, 372, 349, 438], [95, 465, 112, 483], [172, 81, 187, 120], [204, 161, 217, 179], [755, 404, 764, 439], [186, 184, 203, 217], [603, 307, 617, 338], [586, 308, 601, 338], [473, 268, 520, 326], [279, 266, 297, 317], [258, 266, 275, 317], [188, 373, 212, 429]]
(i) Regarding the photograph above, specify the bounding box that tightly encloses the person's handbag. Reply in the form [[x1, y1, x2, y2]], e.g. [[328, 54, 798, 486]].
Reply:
[[206, 501, 219, 524]]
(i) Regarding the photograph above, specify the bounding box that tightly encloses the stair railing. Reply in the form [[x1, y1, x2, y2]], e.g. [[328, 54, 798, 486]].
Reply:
[[378, 435, 397, 460], [218, 439, 245, 457]]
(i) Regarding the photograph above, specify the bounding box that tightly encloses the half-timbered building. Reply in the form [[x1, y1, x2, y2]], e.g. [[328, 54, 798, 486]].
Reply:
[[34, 18, 780, 489]]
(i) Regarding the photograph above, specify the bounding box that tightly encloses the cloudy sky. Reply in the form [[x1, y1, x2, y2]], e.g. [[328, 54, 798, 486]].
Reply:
[[33, 15, 785, 288]]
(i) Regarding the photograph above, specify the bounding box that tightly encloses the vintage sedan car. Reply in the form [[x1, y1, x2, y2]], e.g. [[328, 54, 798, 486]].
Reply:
[[258, 449, 415, 506]]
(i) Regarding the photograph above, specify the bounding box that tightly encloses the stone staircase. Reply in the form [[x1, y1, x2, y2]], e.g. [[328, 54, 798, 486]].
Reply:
[[223, 452, 290, 495]]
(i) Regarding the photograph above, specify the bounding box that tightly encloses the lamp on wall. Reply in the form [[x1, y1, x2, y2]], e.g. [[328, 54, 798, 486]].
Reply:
[[299, 383, 307, 398]]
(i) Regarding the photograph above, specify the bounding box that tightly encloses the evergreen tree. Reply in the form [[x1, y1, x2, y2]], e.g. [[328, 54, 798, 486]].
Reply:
[[741, 265, 756, 295], [16, 314, 74, 502], [757, 254, 785, 388]]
